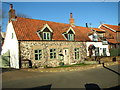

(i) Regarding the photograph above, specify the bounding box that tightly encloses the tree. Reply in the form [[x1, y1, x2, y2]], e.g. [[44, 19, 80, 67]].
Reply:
[[17, 13, 31, 18]]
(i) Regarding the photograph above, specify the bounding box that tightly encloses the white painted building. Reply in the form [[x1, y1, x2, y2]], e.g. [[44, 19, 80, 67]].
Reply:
[[1, 22, 19, 69], [87, 31, 110, 56], [86, 42, 110, 56]]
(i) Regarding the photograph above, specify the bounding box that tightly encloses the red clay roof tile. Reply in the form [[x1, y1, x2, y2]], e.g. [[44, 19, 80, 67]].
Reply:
[[102, 24, 120, 32], [99, 24, 119, 44], [12, 17, 92, 41], [92, 28, 105, 32]]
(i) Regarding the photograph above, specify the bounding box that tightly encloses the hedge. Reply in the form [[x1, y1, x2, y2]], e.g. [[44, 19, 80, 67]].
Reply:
[[110, 48, 120, 56]]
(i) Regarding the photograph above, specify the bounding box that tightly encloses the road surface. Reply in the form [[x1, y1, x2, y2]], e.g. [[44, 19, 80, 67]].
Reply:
[[2, 64, 120, 89]]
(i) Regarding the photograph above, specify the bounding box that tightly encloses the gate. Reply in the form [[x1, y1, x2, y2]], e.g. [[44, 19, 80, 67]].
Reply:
[[0, 50, 10, 68]]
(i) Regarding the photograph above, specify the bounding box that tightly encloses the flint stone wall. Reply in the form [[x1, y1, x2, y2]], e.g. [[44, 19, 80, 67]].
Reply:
[[19, 41, 87, 68]]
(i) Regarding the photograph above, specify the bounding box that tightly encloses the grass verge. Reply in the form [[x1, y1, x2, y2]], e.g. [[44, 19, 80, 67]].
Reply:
[[51, 63, 89, 68]]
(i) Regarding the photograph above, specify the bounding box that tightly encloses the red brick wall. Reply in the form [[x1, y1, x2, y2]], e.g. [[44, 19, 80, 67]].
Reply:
[[116, 32, 120, 42]]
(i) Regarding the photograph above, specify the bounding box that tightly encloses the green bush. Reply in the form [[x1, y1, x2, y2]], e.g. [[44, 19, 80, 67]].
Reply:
[[43, 65, 47, 68], [110, 48, 120, 56], [32, 66, 37, 68]]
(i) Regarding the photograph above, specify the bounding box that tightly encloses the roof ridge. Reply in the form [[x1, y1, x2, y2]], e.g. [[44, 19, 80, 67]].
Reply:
[[17, 17, 71, 25], [17, 17, 86, 28], [103, 24, 119, 26]]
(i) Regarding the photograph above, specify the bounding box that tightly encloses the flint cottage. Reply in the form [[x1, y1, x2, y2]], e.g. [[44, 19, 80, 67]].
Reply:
[[2, 4, 110, 69]]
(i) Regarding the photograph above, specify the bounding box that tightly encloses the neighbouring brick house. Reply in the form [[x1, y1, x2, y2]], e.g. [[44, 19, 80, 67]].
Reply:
[[99, 24, 120, 49], [2, 4, 110, 69]]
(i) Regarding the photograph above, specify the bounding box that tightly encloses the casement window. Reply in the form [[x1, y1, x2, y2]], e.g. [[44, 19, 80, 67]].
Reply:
[[50, 48, 56, 59], [103, 48, 107, 56], [68, 34, 74, 41], [95, 47, 99, 56], [34, 49, 42, 60], [75, 48, 79, 60], [43, 32, 50, 40]]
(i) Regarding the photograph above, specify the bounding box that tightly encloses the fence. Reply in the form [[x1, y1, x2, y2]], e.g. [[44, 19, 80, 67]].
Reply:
[[0, 50, 10, 68]]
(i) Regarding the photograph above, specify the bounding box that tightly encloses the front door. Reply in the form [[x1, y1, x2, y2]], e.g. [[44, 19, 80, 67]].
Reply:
[[63, 49, 69, 64]]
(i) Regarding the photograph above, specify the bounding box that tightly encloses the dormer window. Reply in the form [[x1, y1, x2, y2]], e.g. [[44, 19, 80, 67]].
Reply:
[[37, 24, 53, 40], [43, 32, 50, 40], [62, 27, 75, 41], [68, 34, 74, 41]]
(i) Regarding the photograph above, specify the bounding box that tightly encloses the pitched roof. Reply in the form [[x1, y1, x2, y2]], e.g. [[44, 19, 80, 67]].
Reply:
[[102, 24, 120, 32], [106, 39, 118, 44], [99, 24, 118, 44], [12, 17, 92, 41], [92, 28, 105, 33]]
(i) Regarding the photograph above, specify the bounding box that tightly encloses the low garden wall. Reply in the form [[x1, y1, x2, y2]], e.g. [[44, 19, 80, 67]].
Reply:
[[85, 56, 120, 62]]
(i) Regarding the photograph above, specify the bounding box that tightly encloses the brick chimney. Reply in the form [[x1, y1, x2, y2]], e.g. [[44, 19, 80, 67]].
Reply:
[[9, 4, 16, 23], [69, 13, 75, 26]]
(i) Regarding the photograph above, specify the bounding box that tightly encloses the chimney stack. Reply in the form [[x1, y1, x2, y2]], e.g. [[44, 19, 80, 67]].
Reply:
[[9, 4, 16, 23], [69, 13, 75, 26], [10, 4, 13, 10]]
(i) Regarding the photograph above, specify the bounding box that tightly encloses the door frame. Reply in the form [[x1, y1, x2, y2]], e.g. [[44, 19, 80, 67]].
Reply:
[[63, 48, 70, 64]]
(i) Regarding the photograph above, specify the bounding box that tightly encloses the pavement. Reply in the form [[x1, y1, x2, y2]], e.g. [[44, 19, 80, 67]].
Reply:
[[21, 61, 119, 72], [2, 62, 120, 89]]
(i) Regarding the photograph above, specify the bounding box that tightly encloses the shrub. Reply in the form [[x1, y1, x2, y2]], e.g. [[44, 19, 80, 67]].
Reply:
[[32, 66, 37, 68], [110, 48, 120, 56], [44, 65, 47, 68]]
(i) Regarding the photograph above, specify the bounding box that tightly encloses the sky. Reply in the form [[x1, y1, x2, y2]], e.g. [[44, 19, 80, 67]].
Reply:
[[1, 1, 119, 32]]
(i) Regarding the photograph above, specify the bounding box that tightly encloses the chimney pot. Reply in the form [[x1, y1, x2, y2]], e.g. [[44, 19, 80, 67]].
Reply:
[[70, 13, 72, 18], [10, 4, 13, 10]]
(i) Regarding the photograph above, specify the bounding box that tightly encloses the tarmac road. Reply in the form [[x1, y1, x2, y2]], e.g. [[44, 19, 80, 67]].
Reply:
[[2, 64, 120, 89]]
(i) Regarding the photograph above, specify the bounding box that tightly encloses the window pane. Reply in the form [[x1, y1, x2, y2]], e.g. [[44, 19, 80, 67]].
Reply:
[[39, 54, 42, 60], [44, 33, 46, 39], [50, 49, 52, 52], [77, 48, 79, 51], [50, 55, 53, 59], [47, 33, 50, 39], [50, 53, 53, 56], [72, 34, 74, 40], [71, 34, 72, 40], [75, 52, 76, 56], [54, 49, 56, 51], [69, 34, 70, 40], [39, 50, 42, 53], [54, 55, 56, 58], [75, 48, 76, 51], [54, 53, 56, 58], [34, 50, 38, 53], [35, 54, 38, 60]]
